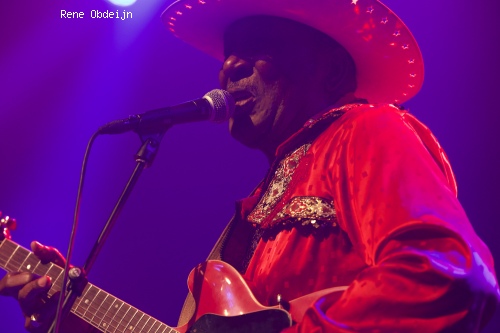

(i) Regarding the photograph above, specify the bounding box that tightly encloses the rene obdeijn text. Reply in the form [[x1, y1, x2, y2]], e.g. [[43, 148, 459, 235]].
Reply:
[[60, 10, 133, 20]]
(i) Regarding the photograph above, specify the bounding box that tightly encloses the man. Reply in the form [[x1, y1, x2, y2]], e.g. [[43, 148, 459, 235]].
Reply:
[[1, 0, 499, 332]]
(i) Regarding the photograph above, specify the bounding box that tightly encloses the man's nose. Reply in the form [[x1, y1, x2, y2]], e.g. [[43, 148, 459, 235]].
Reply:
[[219, 55, 253, 87]]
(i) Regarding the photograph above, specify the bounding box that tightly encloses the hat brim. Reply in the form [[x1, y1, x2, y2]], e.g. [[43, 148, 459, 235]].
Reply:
[[162, 0, 424, 104]]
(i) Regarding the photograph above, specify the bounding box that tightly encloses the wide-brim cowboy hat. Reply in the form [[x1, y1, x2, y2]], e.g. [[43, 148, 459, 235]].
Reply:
[[161, 0, 424, 104]]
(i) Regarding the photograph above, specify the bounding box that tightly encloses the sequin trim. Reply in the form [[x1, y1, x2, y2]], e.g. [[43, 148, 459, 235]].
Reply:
[[248, 144, 311, 224], [274, 196, 337, 228]]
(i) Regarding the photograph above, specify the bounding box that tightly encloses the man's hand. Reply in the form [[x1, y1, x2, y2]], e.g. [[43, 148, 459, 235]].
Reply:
[[0, 241, 65, 332]]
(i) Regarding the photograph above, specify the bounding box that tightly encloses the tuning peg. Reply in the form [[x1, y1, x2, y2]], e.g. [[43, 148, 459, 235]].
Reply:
[[0, 215, 17, 231]]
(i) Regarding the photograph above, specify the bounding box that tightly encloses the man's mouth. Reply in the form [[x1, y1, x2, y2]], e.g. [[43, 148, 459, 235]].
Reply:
[[229, 90, 256, 115], [230, 90, 255, 106]]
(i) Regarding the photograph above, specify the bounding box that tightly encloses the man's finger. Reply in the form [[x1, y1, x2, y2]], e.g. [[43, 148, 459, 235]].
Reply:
[[24, 291, 61, 333], [18, 276, 52, 317], [31, 241, 66, 266], [0, 272, 38, 297]]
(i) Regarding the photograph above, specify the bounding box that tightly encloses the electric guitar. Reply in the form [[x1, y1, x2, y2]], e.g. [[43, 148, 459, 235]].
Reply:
[[0, 215, 346, 333]]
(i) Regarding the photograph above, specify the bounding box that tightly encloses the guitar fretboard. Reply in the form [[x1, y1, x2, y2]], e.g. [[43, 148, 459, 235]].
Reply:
[[0, 238, 178, 333]]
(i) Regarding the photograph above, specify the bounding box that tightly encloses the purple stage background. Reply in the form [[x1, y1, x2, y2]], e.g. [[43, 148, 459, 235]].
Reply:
[[0, 0, 499, 332]]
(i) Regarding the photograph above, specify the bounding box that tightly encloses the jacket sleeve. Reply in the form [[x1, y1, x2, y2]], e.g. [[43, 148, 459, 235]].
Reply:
[[284, 105, 500, 332]]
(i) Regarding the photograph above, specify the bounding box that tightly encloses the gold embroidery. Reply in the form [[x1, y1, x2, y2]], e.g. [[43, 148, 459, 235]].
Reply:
[[248, 144, 311, 224], [274, 196, 337, 227]]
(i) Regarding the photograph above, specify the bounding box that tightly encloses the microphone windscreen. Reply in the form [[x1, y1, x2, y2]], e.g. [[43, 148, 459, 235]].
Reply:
[[204, 89, 235, 122]]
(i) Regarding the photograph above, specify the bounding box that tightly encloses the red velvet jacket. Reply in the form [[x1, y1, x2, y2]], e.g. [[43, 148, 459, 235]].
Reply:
[[237, 103, 499, 332]]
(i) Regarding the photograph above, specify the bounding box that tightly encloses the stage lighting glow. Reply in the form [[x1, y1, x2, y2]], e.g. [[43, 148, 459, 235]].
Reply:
[[108, 0, 137, 6]]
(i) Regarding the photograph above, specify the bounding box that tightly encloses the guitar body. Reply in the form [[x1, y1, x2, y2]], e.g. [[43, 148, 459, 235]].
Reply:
[[177, 260, 292, 333]]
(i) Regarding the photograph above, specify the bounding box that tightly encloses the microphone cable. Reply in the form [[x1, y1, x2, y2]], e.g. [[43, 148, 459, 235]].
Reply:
[[50, 130, 100, 333]]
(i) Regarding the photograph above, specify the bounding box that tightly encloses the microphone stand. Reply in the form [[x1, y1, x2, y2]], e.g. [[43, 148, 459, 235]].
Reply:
[[48, 128, 168, 333]]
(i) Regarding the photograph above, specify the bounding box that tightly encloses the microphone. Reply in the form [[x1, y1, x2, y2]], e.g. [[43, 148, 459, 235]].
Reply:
[[98, 89, 235, 134]]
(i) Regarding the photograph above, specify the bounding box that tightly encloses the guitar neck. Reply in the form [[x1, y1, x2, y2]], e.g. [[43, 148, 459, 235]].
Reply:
[[0, 238, 177, 333]]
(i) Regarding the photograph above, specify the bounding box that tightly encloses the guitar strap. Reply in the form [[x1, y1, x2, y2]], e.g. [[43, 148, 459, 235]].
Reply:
[[177, 190, 262, 326], [176, 215, 232, 326]]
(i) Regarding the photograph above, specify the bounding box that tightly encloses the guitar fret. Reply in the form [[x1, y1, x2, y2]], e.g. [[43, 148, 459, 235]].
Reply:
[[51, 268, 66, 295], [74, 284, 93, 317], [96, 293, 114, 330], [89, 290, 108, 327], [48, 269, 64, 298], [161, 324, 172, 333], [18, 248, 32, 272], [99, 294, 119, 330], [46, 263, 62, 276], [0, 241, 9, 267], [103, 298, 124, 333], [32, 261, 51, 277], [112, 301, 132, 332], [156, 321, 165, 333], [108, 299, 126, 332], [45, 264, 64, 296], [149, 320, 162, 333], [4, 243, 20, 271], [128, 312, 144, 333], [133, 314, 152, 333], [159, 322, 171, 333], [32, 259, 41, 273], [9, 246, 30, 271], [141, 317, 153, 333], [120, 306, 138, 331], [20, 252, 38, 272], [14, 246, 30, 263], [89, 289, 108, 325], [82, 286, 101, 320]]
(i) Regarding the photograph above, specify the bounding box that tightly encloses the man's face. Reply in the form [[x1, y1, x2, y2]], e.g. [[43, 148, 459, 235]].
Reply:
[[219, 16, 331, 153]]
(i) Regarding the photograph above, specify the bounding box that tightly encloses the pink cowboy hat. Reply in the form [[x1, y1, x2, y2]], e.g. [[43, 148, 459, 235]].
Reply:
[[161, 0, 424, 104]]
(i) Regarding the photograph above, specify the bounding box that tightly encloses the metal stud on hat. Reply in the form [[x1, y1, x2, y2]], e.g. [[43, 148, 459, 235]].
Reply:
[[161, 0, 424, 105]]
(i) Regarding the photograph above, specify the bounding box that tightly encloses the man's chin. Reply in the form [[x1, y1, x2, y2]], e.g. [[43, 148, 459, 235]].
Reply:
[[229, 124, 264, 150]]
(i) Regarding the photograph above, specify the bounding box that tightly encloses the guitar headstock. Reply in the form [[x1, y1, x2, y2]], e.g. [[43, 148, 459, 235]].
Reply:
[[0, 211, 17, 241]]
